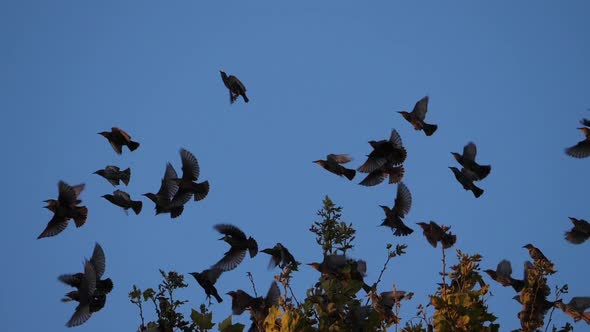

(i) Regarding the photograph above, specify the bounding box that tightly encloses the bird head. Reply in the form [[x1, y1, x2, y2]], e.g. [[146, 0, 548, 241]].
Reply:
[[483, 269, 496, 278], [188, 272, 201, 280], [578, 127, 590, 137], [93, 170, 105, 176], [142, 193, 157, 202], [98, 131, 109, 138], [307, 262, 321, 271], [416, 222, 429, 230], [450, 152, 461, 162], [43, 199, 57, 210], [313, 160, 326, 166], [398, 111, 410, 120], [512, 295, 523, 304], [260, 248, 274, 255], [448, 167, 460, 176], [522, 244, 534, 250]]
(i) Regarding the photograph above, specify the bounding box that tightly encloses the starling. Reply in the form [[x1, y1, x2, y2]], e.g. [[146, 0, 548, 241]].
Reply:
[[451, 142, 491, 180], [143, 163, 191, 219], [483, 260, 524, 292], [380, 182, 413, 236], [565, 126, 590, 158], [555, 297, 590, 324], [398, 96, 438, 136], [449, 167, 484, 198], [308, 255, 372, 293], [523, 244, 555, 272], [212, 224, 258, 272], [220, 70, 249, 104], [38, 181, 88, 239], [62, 260, 97, 327], [98, 127, 140, 154], [172, 148, 210, 202], [227, 282, 279, 332], [189, 268, 224, 303], [93, 165, 131, 186], [102, 190, 142, 215], [359, 163, 404, 187], [416, 221, 456, 249], [565, 217, 590, 244], [582, 118, 590, 127], [260, 243, 300, 271], [358, 129, 407, 173], [313, 154, 356, 180], [373, 290, 411, 321]]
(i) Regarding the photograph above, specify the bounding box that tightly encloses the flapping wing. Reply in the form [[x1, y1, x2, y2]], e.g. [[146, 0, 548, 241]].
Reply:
[[212, 248, 246, 272], [393, 182, 412, 217], [463, 142, 477, 162], [358, 171, 386, 186], [327, 154, 352, 164], [90, 243, 106, 279], [214, 224, 246, 239], [411, 96, 429, 120], [180, 148, 200, 181]]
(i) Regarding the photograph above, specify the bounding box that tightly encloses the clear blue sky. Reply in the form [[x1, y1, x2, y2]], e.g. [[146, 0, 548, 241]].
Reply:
[[1, 1, 589, 331]]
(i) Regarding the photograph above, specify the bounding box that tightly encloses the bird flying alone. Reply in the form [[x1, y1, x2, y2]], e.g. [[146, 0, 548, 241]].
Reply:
[[212, 224, 258, 272], [398, 96, 438, 136], [98, 127, 140, 155], [93, 165, 131, 186], [38, 181, 88, 239], [189, 268, 224, 304], [261, 243, 300, 271], [380, 182, 413, 236], [102, 190, 142, 215], [220, 70, 249, 104], [173, 148, 210, 202], [565, 125, 590, 158], [451, 142, 491, 180], [483, 259, 524, 292], [416, 221, 456, 249], [565, 217, 590, 244], [314, 154, 356, 180]]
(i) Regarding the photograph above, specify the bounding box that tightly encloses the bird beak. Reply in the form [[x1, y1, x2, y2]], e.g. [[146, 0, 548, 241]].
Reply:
[[218, 236, 225, 241], [93, 171, 99, 174]]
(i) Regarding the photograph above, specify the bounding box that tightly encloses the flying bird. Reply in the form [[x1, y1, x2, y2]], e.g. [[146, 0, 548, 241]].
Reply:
[[313, 154, 356, 180], [483, 260, 524, 292], [220, 70, 249, 104], [380, 182, 413, 236], [261, 243, 300, 271], [98, 127, 140, 154], [38, 181, 88, 239], [173, 148, 210, 202], [359, 163, 404, 187], [227, 282, 279, 332], [565, 121, 590, 158], [451, 142, 491, 180], [449, 167, 484, 198], [93, 165, 131, 186], [565, 217, 590, 244], [554, 297, 590, 324], [398, 96, 438, 136], [62, 260, 97, 327], [212, 224, 258, 272], [102, 190, 142, 215], [416, 221, 456, 249], [189, 268, 224, 304], [143, 163, 191, 219], [358, 129, 407, 173]]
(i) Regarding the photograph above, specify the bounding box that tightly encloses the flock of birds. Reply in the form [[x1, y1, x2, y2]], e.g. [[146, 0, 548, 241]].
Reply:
[[36, 71, 589, 329]]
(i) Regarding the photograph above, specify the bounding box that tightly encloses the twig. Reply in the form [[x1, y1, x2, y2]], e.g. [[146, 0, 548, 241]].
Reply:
[[544, 286, 564, 332], [287, 284, 301, 307], [441, 247, 447, 296], [365, 248, 393, 306], [247, 272, 259, 297]]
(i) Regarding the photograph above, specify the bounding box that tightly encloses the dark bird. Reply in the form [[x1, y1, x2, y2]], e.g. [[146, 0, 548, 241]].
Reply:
[[565, 217, 590, 244], [483, 260, 524, 292], [62, 260, 97, 327], [373, 290, 411, 319], [582, 118, 590, 127], [451, 142, 491, 180], [189, 268, 224, 304], [227, 282, 279, 332], [39, 181, 88, 239], [398, 96, 438, 136], [523, 244, 555, 272], [173, 148, 210, 202], [358, 129, 407, 173], [416, 221, 456, 249], [143, 163, 191, 219], [449, 167, 484, 198], [98, 127, 140, 154], [380, 182, 413, 236], [308, 255, 372, 293], [212, 224, 258, 272], [555, 297, 590, 324], [313, 154, 356, 180], [93, 165, 131, 186], [58, 243, 113, 298], [102, 190, 142, 215], [220, 70, 249, 104], [359, 163, 404, 187], [260, 243, 300, 271], [565, 126, 590, 158]]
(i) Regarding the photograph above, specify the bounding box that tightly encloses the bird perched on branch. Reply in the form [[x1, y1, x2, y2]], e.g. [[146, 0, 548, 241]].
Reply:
[[451, 142, 491, 180], [308, 255, 372, 293], [144, 163, 191, 219], [380, 182, 413, 236], [38, 181, 87, 239], [189, 268, 224, 304], [398, 96, 438, 136], [212, 224, 258, 272], [261, 243, 300, 271], [94, 165, 131, 186], [565, 217, 590, 244], [484, 260, 524, 292], [449, 167, 484, 198], [416, 221, 456, 249], [172, 148, 210, 202], [227, 282, 279, 332], [98, 127, 140, 154], [102, 190, 142, 215], [523, 244, 555, 273], [314, 154, 356, 180], [220, 70, 249, 104], [358, 129, 407, 173]]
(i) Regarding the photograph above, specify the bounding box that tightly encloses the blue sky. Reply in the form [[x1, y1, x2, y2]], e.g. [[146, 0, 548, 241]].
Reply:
[[1, 1, 589, 331]]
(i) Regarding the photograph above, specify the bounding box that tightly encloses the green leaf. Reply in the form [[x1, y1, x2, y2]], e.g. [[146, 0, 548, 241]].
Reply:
[[191, 309, 215, 329], [218, 315, 245, 332]]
